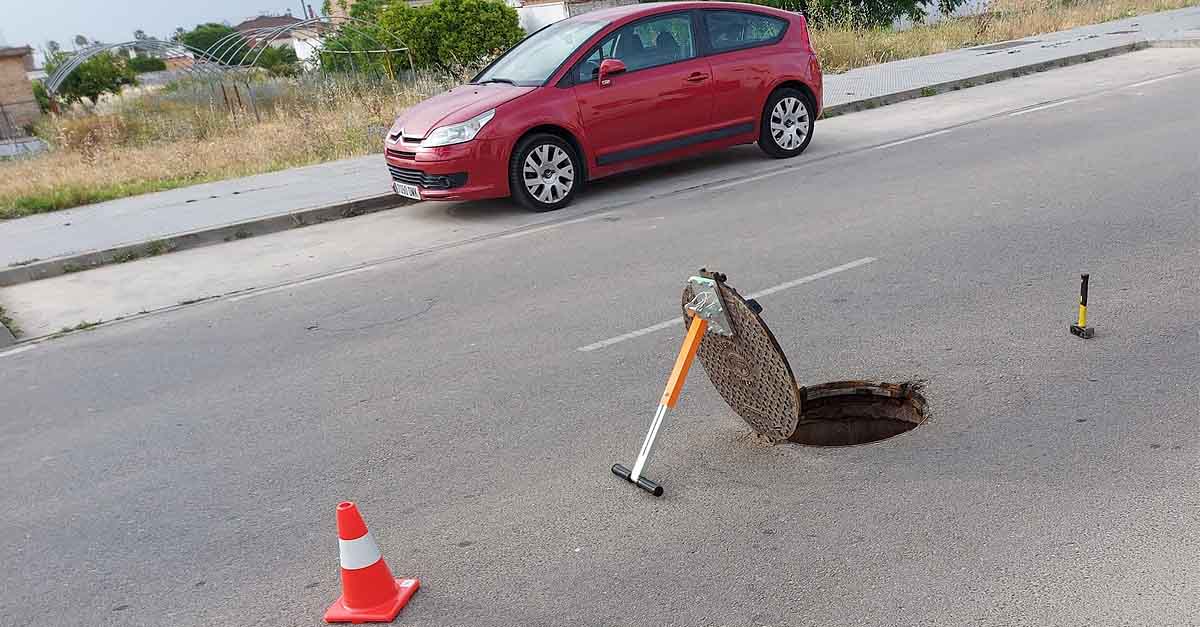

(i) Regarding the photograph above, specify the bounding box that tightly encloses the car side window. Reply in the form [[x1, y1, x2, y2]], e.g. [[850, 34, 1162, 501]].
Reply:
[[579, 13, 698, 81], [704, 11, 787, 52], [623, 15, 696, 70], [577, 37, 617, 82]]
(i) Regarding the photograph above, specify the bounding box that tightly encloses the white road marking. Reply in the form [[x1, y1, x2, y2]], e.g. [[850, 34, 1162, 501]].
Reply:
[[1009, 99, 1077, 117], [865, 129, 955, 152], [577, 257, 877, 352], [1126, 74, 1183, 88], [707, 167, 797, 192], [227, 265, 377, 303], [499, 215, 602, 239], [0, 344, 38, 358], [708, 130, 954, 193]]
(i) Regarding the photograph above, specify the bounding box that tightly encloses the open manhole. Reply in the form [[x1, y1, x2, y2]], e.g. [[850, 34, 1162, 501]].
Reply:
[[684, 273, 927, 447], [790, 381, 926, 446]]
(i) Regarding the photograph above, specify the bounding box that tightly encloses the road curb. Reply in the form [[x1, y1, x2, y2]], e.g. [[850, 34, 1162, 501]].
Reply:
[[0, 193, 406, 287], [823, 40, 1150, 118]]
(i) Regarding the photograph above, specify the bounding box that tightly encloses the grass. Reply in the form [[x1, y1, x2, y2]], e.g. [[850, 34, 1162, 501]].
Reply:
[[812, 0, 1200, 73], [0, 72, 454, 220], [1, 0, 1197, 217]]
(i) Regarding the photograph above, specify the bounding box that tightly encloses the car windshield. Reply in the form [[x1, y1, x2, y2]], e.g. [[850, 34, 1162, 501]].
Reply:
[[473, 19, 607, 86]]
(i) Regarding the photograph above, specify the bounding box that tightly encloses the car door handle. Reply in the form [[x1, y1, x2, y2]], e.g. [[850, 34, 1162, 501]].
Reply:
[[685, 73, 710, 83]]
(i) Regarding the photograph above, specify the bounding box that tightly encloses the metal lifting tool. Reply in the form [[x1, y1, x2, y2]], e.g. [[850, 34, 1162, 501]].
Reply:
[[611, 273, 734, 496]]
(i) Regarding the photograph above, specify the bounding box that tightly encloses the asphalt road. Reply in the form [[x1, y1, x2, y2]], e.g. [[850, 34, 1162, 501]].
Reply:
[[2, 52, 1198, 626]]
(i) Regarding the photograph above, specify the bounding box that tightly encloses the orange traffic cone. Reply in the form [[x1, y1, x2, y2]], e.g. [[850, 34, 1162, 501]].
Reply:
[[324, 501, 420, 623]]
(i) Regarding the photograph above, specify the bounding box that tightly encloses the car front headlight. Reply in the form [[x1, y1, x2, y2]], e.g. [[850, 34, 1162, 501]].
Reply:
[[421, 109, 495, 148]]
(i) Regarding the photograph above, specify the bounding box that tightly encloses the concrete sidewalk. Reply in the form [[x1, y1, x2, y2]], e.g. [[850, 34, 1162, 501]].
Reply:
[[1, 6, 1198, 288], [823, 5, 1200, 113], [0, 156, 400, 285]]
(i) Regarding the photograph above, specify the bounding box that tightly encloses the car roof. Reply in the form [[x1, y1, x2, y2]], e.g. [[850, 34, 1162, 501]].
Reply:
[[570, 1, 796, 24]]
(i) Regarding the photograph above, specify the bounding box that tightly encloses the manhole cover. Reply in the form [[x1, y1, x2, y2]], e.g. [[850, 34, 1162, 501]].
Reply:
[[680, 272, 927, 446], [790, 381, 926, 446], [682, 278, 800, 442], [973, 38, 1039, 51]]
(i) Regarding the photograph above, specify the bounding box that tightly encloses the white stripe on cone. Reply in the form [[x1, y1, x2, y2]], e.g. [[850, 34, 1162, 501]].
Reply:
[[338, 532, 383, 570]]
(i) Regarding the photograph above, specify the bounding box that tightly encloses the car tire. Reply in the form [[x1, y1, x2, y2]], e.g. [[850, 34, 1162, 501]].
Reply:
[[758, 88, 815, 159], [509, 133, 582, 212]]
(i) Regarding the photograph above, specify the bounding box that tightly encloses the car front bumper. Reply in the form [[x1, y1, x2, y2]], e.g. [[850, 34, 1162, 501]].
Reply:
[[383, 137, 510, 201]]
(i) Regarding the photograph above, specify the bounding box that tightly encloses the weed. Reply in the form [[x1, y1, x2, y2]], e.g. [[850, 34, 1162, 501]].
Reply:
[[920, 87, 938, 97], [144, 240, 171, 256], [62, 263, 84, 273], [0, 304, 19, 337], [111, 250, 141, 264]]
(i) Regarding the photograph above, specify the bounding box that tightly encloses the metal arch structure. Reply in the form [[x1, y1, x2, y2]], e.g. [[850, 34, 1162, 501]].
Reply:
[[45, 39, 232, 95], [200, 25, 363, 75], [199, 16, 413, 78], [46, 18, 413, 98]]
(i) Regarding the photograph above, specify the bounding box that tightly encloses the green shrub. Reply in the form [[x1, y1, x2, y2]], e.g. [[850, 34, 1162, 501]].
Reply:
[[44, 51, 137, 105], [128, 56, 168, 73], [32, 80, 51, 113], [331, 0, 524, 75]]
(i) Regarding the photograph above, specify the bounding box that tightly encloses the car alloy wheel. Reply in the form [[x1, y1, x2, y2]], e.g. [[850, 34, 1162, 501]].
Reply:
[[770, 96, 809, 151], [759, 88, 815, 159], [523, 144, 575, 205], [510, 133, 582, 212]]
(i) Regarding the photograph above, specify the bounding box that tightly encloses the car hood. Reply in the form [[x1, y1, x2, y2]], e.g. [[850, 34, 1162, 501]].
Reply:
[[394, 84, 534, 139]]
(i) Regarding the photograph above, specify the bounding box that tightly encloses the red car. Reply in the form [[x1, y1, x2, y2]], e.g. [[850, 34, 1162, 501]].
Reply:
[[384, 1, 823, 211]]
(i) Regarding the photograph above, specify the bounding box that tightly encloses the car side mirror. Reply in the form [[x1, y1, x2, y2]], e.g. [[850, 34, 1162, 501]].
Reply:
[[598, 59, 627, 87]]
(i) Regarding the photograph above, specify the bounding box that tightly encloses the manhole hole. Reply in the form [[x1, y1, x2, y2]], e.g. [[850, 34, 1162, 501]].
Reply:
[[789, 381, 926, 446]]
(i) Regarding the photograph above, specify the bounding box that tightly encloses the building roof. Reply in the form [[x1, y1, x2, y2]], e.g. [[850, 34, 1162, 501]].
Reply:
[[0, 45, 33, 60], [234, 15, 304, 33]]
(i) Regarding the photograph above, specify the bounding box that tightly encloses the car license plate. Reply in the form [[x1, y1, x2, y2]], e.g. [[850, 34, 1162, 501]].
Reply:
[[393, 181, 421, 200]]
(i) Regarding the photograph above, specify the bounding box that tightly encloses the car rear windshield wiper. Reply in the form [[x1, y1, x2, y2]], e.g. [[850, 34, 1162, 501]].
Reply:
[[476, 78, 517, 85]]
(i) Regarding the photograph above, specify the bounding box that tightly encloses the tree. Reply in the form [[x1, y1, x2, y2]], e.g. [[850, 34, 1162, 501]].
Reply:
[[133, 29, 148, 41], [46, 40, 61, 55], [749, 0, 967, 27], [377, 0, 524, 74], [251, 45, 300, 76], [44, 51, 137, 105], [171, 27, 186, 42], [180, 23, 246, 63], [128, 55, 167, 73], [32, 80, 52, 113], [73, 34, 89, 49]]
